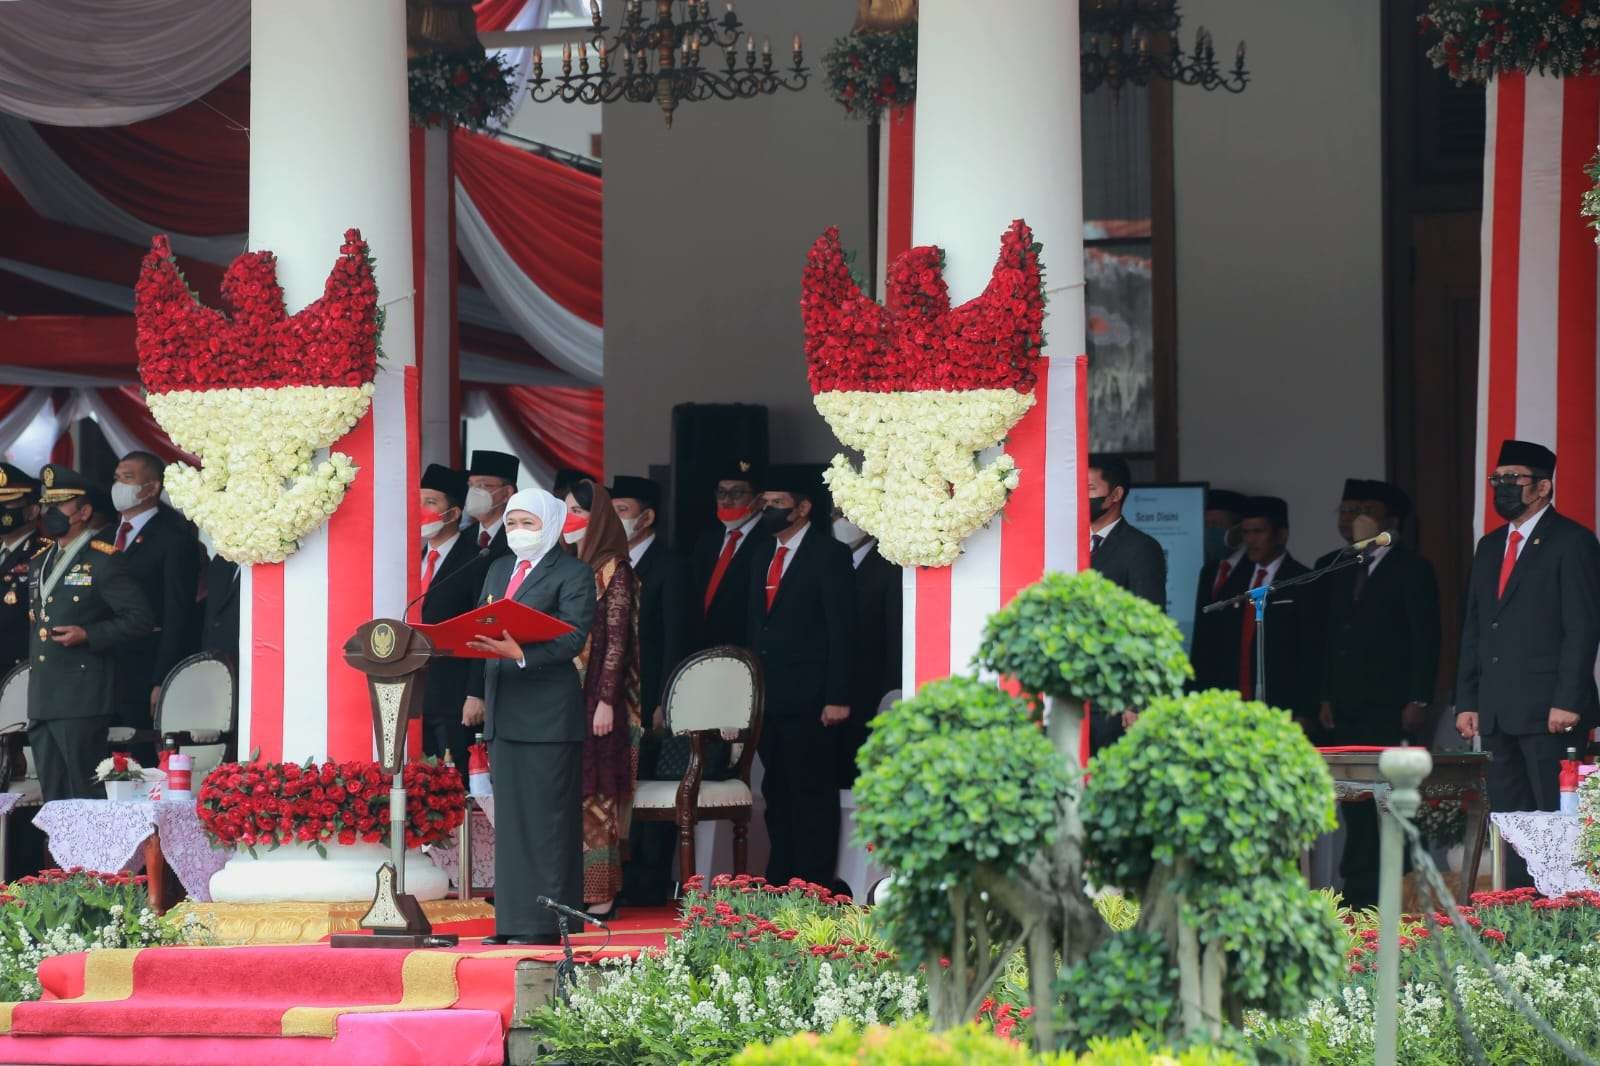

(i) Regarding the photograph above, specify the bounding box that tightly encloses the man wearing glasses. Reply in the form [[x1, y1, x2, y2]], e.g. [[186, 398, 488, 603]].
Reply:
[[1456, 440, 1600, 888], [692, 459, 766, 650]]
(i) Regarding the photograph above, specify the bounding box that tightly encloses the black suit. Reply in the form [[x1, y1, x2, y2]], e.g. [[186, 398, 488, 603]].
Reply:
[[1089, 519, 1167, 751], [102, 508, 200, 753], [1322, 543, 1440, 908], [745, 526, 853, 887], [693, 518, 764, 649], [0, 530, 43, 677], [838, 544, 901, 785], [199, 555, 239, 661], [1456, 508, 1600, 887], [1191, 553, 1318, 720], [418, 534, 489, 779], [634, 538, 693, 717]]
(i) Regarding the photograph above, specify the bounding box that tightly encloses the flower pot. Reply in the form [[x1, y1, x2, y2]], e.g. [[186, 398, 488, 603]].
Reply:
[[104, 779, 146, 803], [208, 840, 449, 904]]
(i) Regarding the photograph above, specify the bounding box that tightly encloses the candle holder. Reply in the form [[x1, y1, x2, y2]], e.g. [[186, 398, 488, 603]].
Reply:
[[529, 0, 809, 127], [1080, 0, 1248, 97]]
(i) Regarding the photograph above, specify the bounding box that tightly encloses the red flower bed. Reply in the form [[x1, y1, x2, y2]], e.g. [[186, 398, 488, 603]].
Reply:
[[136, 228, 380, 393], [197, 759, 465, 852], [801, 218, 1045, 394]]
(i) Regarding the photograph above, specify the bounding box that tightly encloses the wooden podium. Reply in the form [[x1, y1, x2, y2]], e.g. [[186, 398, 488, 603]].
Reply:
[[330, 618, 457, 948]]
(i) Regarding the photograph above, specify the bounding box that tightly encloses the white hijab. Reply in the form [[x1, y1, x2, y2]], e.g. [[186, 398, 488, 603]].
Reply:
[[503, 486, 568, 569]]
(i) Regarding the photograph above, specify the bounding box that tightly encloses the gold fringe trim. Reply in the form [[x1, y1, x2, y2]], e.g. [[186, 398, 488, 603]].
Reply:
[[168, 898, 497, 945]]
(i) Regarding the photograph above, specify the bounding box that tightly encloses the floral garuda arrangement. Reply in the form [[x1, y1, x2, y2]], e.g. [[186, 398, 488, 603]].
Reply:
[[1421, 1, 1600, 83], [197, 759, 465, 856], [822, 25, 917, 121], [135, 229, 381, 565], [409, 48, 516, 130], [801, 219, 1045, 567], [1581, 768, 1600, 883]]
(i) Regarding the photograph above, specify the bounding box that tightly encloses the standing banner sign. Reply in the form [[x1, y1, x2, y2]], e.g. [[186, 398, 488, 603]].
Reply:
[[1124, 483, 1206, 647]]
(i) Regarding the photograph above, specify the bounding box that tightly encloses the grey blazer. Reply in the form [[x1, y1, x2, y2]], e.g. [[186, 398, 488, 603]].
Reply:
[[470, 549, 596, 744]]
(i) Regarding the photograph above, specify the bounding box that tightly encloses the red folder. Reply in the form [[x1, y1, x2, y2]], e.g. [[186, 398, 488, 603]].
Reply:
[[414, 599, 576, 659]]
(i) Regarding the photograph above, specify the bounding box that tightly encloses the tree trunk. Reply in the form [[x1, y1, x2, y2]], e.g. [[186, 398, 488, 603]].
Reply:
[[1027, 918, 1058, 1052]]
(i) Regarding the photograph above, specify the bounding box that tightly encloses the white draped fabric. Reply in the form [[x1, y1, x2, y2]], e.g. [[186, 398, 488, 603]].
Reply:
[[0, 114, 244, 263], [0, 0, 249, 126], [486, 0, 592, 128], [0, 258, 134, 311], [456, 184, 603, 383], [460, 388, 558, 487]]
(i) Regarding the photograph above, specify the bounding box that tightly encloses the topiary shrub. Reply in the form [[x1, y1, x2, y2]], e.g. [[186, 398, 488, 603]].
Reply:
[[1082, 689, 1341, 1039], [1055, 929, 1177, 1048], [732, 1021, 1247, 1066]]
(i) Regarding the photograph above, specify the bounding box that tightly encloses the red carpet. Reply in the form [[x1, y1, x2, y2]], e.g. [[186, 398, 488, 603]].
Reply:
[[3, 905, 681, 1041]]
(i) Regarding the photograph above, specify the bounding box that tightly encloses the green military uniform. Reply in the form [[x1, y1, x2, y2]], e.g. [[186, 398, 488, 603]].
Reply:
[[26, 465, 153, 801], [0, 464, 43, 678]]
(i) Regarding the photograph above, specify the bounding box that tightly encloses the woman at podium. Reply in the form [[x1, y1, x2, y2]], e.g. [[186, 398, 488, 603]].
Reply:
[[462, 486, 596, 945]]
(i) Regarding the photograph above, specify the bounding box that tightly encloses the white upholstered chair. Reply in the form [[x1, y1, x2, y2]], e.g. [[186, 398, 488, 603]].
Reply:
[[153, 652, 237, 781], [631, 646, 764, 880]]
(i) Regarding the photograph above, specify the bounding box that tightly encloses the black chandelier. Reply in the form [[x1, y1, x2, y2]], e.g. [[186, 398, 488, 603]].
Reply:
[[530, 0, 809, 127], [1080, 0, 1248, 97]]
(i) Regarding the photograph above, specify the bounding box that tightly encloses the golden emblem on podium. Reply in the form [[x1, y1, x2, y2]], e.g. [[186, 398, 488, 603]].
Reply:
[[369, 622, 396, 661]]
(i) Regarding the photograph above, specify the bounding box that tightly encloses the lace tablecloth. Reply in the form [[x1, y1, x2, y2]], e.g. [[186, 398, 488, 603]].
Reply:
[[1491, 811, 1600, 897], [0, 793, 22, 820], [426, 804, 495, 890], [34, 799, 230, 902]]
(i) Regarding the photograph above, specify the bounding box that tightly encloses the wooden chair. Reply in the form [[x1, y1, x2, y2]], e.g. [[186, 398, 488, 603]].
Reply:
[[630, 646, 764, 881], [153, 652, 237, 781]]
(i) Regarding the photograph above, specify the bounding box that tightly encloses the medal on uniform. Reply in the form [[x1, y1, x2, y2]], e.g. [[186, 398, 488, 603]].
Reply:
[[37, 627, 48, 640], [3, 590, 14, 605]]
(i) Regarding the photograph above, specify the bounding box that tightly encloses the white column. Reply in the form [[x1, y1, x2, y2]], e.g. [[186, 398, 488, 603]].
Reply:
[[907, 0, 1087, 683], [247, 0, 417, 761]]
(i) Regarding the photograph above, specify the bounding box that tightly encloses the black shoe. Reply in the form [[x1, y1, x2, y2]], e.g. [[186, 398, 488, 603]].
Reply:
[[585, 903, 618, 923], [480, 933, 517, 945], [506, 933, 562, 946]]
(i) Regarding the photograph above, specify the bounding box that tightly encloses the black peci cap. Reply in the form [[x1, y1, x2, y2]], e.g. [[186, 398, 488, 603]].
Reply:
[[608, 475, 662, 512], [1496, 439, 1556, 474], [420, 463, 468, 507], [1365, 481, 1412, 520], [1205, 488, 1249, 514], [1242, 495, 1289, 527], [468, 450, 520, 484]]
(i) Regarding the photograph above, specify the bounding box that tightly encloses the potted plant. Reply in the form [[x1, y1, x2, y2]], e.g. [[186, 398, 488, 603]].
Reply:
[[96, 753, 149, 803]]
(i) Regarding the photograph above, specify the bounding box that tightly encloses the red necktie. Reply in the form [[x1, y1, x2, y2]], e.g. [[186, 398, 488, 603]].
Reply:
[[1497, 529, 1523, 598], [704, 530, 743, 613], [115, 521, 133, 551], [1238, 567, 1268, 699], [764, 544, 789, 612], [504, 559, 532, 600], [478, 528, 491, 550], [1212, 558, 1233, 599]]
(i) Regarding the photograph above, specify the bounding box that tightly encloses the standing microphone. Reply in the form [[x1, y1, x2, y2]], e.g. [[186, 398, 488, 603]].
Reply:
[[537, 895, 609, 928], [1340, 531, 1392, 556], [402, 547, 490, 619]]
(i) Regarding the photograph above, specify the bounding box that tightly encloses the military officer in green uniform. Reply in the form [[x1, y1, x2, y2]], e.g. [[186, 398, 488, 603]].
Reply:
[[0, 464, 43, 677], [27, 465, 153, 801]]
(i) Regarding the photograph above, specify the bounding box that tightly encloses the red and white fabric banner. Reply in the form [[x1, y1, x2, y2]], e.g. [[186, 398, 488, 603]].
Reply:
[[1474, 72, 1600, 536], [238, 366, 419, 763]]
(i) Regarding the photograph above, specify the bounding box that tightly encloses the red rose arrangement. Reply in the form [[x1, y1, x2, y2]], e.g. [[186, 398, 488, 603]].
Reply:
[[135, 228, 381, 393], [197, 759, 466, 854], [801, 218, 1045, 394], [1422, 1, 1600, 83]]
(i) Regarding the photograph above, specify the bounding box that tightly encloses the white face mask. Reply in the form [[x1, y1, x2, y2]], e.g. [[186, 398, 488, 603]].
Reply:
[[111, 481, 147, 513], [506, 528, 544, 558], [619, 516, 640, 539], [420, 519, 446, 540], [833, 516, 866, 545], [463, 486, 496, 519]]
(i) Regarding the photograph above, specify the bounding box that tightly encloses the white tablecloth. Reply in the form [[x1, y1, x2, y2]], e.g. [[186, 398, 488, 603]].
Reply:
[[33, 799, 229, 902], [1491, 811, 1600, 897]]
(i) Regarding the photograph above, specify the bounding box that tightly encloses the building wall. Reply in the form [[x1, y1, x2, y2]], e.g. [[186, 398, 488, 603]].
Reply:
[[601, 0, 868, 478], [1173, 0, 1386, 562]]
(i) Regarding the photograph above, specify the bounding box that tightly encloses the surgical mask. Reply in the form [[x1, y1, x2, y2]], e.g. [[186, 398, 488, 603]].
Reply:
[[562, 512, 588, 545], [41, 506, 70, 538], [1087, 495, 1109, 522], [111, 482, 146, 513], [1492, 483, 1531, 522], [833, 516, 866, 545], [620, 516, 640, 539], [420, 507, 453, 540], [1203, 526, 1228, 564], [758, 506, 794, 533], [464, 486, 496, 519], [506, 528, 544, 558]]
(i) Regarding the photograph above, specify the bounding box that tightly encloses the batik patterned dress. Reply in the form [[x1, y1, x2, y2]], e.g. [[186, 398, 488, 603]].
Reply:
[[575, 557, 641, 903]]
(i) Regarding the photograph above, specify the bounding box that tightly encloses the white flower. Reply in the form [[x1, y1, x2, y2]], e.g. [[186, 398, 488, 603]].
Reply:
[[147, 384, 373, 565], [814, 388, 1036, 568]]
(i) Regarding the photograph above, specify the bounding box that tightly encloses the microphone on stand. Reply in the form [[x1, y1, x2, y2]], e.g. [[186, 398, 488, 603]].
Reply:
[[401, 547, 491, 619], [537, 895, 610, 928], [1340, 531, 1392, 555]]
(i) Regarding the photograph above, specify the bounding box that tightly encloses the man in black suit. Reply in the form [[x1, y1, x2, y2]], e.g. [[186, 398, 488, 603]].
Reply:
[[1087, 454, 1167, 751], [1192, 497, 1317, 722], [692, 459, 765, 650], [831, 509, 901, 786], [463, 450, 520, 559], [1193, 488, 1247, 623], [745, 470, 854, 888], [417, 464, 488, 782], [1313, 480, 1376, 572], [1319, 480, 1440, 908], [199, 553, 239, 662], [1456, 439, 1600, 889], [103, 452, 200, 756], [0, 465, 43, 677]]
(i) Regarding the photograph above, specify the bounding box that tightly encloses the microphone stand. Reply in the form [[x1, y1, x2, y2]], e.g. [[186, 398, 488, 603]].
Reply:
[[1203, 547, 1374, 705]]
